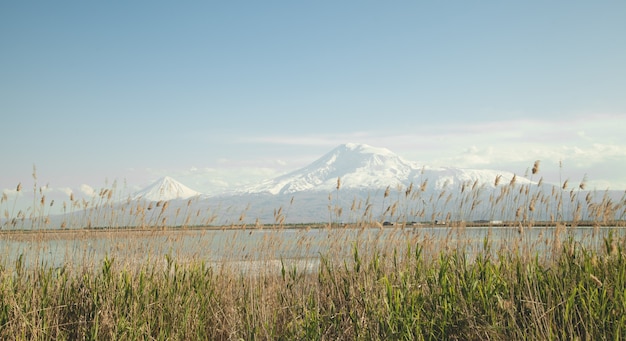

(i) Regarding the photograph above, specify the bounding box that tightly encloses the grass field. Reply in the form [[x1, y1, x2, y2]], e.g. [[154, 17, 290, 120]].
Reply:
[[1, 165, 625, 339], [1, 226, 626, 340]]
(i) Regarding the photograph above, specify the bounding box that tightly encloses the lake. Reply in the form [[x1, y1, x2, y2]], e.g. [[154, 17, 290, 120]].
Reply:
[[1, 226, 624, 271]]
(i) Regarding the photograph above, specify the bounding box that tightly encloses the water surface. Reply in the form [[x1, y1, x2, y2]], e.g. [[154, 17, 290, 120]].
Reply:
[[1, 226, 623, 271]]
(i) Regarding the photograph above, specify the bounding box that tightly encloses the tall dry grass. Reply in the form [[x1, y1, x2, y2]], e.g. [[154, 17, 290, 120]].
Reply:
[[0, 161, 625, 339], [1, 229, 625, 339]]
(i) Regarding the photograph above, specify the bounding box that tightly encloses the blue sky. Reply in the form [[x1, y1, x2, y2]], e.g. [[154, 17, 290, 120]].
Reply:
[[1, 1, 625, 206]]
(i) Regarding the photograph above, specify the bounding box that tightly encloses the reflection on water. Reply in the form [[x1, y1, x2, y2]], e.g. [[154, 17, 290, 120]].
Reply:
[[1, 226, 624, 270]]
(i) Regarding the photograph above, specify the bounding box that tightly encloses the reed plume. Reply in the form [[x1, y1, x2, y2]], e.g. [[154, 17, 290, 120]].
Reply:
[[532, 160, 540, 175]]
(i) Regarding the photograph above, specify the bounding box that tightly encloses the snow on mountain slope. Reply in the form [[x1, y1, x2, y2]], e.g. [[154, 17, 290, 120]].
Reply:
[[132, 176, 202, 201], [241, 143, 535, 195], [420, 166, 533, 190], [243, 143, 420, 195]]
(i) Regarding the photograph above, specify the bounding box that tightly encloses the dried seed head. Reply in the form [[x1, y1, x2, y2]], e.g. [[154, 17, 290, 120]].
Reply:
[[420, 180, 428, 192], [509, 174, 517, 186], [590, 274, 603, 287], [494, 175, 502, 187], [336, 177, 341, 190], [16, 183, 22, 192], [579, 174, 588, 190], [532, 160, 540, 175]]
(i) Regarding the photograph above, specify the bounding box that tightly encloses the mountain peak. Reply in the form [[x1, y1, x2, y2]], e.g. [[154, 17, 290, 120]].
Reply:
[[237, 143, 540, 196], [243, 143, 419, 195], [133, 176, 202, 201]]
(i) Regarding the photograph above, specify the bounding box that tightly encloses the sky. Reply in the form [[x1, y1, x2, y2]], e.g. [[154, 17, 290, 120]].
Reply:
[[1, 1, 625, 211]]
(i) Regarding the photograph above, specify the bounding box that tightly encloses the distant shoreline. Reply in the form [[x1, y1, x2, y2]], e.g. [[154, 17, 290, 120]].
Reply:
[[1, 221, 624, 241]]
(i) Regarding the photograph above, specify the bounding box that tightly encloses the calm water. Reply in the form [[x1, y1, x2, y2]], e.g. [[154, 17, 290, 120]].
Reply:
[[1, 226, 624, 271]]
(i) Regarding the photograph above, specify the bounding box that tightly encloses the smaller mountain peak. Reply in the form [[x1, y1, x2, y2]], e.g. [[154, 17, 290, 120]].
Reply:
[[133, 176, 202, 201]]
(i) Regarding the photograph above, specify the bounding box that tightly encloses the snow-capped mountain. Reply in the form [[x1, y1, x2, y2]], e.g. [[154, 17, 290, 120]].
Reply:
[[243, 143, 418, 194], [13, 143, 620, 229], [241, 143, 533, 195], [208, 142, 550, 224], [132, 176, 202, 201]]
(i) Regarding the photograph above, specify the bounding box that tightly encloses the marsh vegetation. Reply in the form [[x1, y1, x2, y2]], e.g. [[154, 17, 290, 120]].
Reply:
[[1, 162, 625, 339]]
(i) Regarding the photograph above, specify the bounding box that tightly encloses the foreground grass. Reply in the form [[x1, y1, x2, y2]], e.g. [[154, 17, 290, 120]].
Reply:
[[1, 232, 625, 340]]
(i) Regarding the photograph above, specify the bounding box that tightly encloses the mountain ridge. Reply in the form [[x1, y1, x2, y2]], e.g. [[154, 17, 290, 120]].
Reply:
[[8, 143, 622, 227], [236, 143, 533, 195], [132, 143, 539, 202]]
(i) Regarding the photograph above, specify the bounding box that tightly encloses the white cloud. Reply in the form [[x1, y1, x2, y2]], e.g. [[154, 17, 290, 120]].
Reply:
[[2, 188, 21, 197], [235, 132, 378, 149], [80, 184, 95, 197], [231, 113, 626, 189], [58, 187, 73, 197], [141, 165, 286, 195]]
